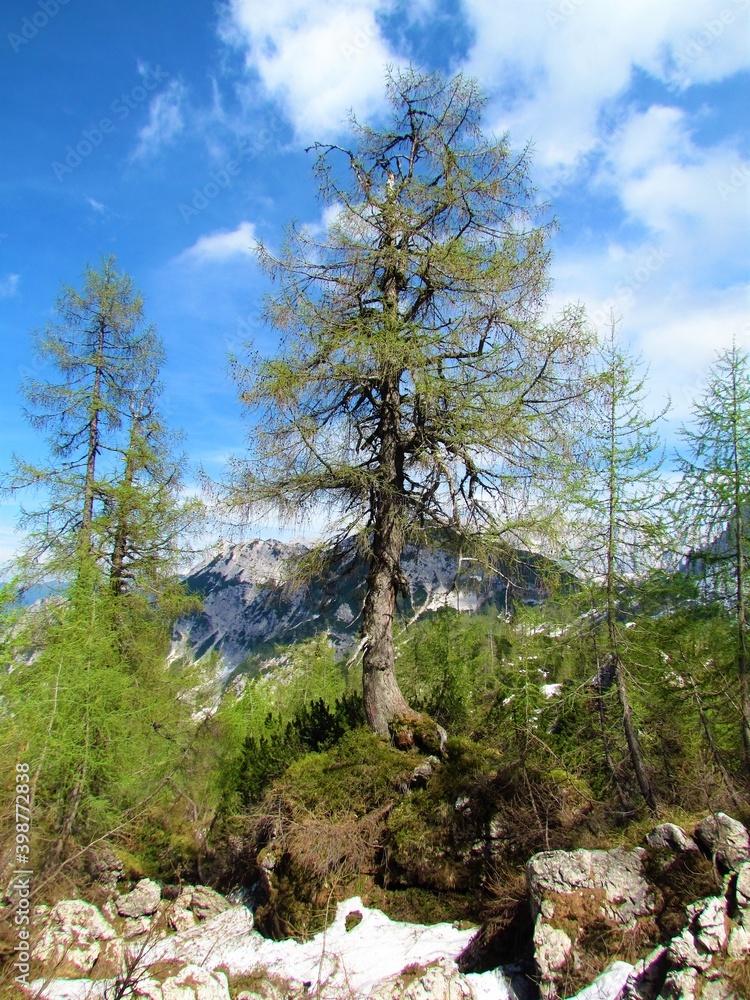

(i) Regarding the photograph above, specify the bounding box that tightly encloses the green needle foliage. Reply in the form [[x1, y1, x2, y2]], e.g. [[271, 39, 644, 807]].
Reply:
[[676, 342, 750, 776], [0, 258, 203, 878], [567, 321, 670, 812], [226, 68, 592, 733]]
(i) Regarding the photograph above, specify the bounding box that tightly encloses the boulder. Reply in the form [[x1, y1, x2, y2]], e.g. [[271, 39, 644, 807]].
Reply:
[[167, 885, 232, 932], [189, 885, 232, 921], [734, 860, 750, 908], [621, 945, 669, 1000], [370, 958, 474, 999], [116, 877, 162, 918], [82, 844, 124, 891], [527, 846, 654, 925], [32, 899, 123, 977], [646, 825, 697, 855], [526, 847, 655, 1000], [694, 813, 750, 873]]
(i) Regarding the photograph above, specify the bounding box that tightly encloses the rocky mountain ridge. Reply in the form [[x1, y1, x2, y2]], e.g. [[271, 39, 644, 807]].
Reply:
[[177, 538, 550, 674]]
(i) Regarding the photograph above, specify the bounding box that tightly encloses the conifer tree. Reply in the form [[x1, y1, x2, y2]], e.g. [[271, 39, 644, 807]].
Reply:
[[677, 343, 750, 775], [570, 321, 668, 812], [227, 68, 590, 734], [5, 256, 157, 573], [3, 256, 201, 592]]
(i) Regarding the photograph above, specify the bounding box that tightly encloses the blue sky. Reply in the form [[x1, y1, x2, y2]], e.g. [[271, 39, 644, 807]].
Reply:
[[0, 0, 748, 562]]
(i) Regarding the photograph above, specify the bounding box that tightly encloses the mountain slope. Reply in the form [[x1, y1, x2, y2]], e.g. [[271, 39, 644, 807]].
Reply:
[[178, 538, 551, 674]]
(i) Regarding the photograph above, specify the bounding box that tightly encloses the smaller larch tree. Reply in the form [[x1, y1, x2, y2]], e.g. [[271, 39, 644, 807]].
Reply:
[[676, 342, 750, 777], [569, 321, 669, 812]]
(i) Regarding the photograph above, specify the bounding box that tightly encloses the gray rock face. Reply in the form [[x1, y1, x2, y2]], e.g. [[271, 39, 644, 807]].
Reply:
[[116, 877, 162, 918], [694, 812, 750, 873], [167, 884, 231, 931], [82, 844, 124, 891]]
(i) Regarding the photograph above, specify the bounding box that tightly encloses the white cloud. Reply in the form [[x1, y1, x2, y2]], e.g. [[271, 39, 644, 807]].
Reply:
[[220, 0, 410, 139], [460, 0, 750, 172], [0, 273, 19, 297], [177, 221, 258, 262], [133, 79, 187, 159], [594, 105, 750, 284], [87, 197, 106, 213]]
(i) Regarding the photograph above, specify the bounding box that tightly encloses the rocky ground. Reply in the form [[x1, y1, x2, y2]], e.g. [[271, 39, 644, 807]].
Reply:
[[8, 812, 749, 1000]]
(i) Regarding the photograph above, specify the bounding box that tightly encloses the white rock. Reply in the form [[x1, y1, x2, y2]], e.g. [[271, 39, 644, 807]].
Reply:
[[161, 964, 230, 1000], [694, 813, 750, 873], [621, 945, 668, 1000], [646, 824, 697, 853], [727, 923, 750, 957], [667, 929, 711, 972], [32, 899, 117, 976], [28, 981, 109, 999], [735, 860, 750, 906], [122, 915, 153, 939], [694, 896, 727, 953], [135, 905, 254, 968], [370, 958, 473, 999], [568, 961, 633, 1000], [117, 877, 162, 917], [533, 919, 572, 974], [660, 967, 698, 1000], [189, 885, 231, 921], [526, 847, 653, 925]]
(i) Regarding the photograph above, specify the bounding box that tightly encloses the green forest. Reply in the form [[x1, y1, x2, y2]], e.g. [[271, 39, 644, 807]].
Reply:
[[1, 69, 749, 998]]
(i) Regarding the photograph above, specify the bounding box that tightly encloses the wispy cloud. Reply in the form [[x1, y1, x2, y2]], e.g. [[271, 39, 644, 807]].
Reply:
[[132, 78, 187, 160], [462, 0, 750, 172], [177, 221, 258, 262], [0, 273, 19, 297]]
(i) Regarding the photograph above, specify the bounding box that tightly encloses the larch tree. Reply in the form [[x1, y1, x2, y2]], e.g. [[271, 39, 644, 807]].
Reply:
[[227, 69, 591, 735], [5, 256, 156, 574], [570, 321, 668, 812], [677, 343, 750, 777], [3, 255, 201, 594]]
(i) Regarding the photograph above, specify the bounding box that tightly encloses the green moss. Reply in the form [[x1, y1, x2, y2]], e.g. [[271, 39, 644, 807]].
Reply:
[[364, 884, 480, 925], [278, 727, 412, 816]]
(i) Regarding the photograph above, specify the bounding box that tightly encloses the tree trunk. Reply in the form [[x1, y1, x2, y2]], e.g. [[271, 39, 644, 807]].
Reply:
[[109, 433, 137, 596], [362, 528, 412, 733], [613, 655, 658, 813], [361, 367, 412, 733], [80, 320, 106, 554], [731, 486, 750, 774]]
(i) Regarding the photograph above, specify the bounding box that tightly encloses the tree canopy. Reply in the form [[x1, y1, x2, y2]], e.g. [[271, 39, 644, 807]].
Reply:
[[227, 69, 592, 732]]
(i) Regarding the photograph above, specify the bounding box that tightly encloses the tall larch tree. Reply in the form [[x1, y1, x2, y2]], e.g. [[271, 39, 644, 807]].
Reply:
[[227, 69, 591, 735]]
